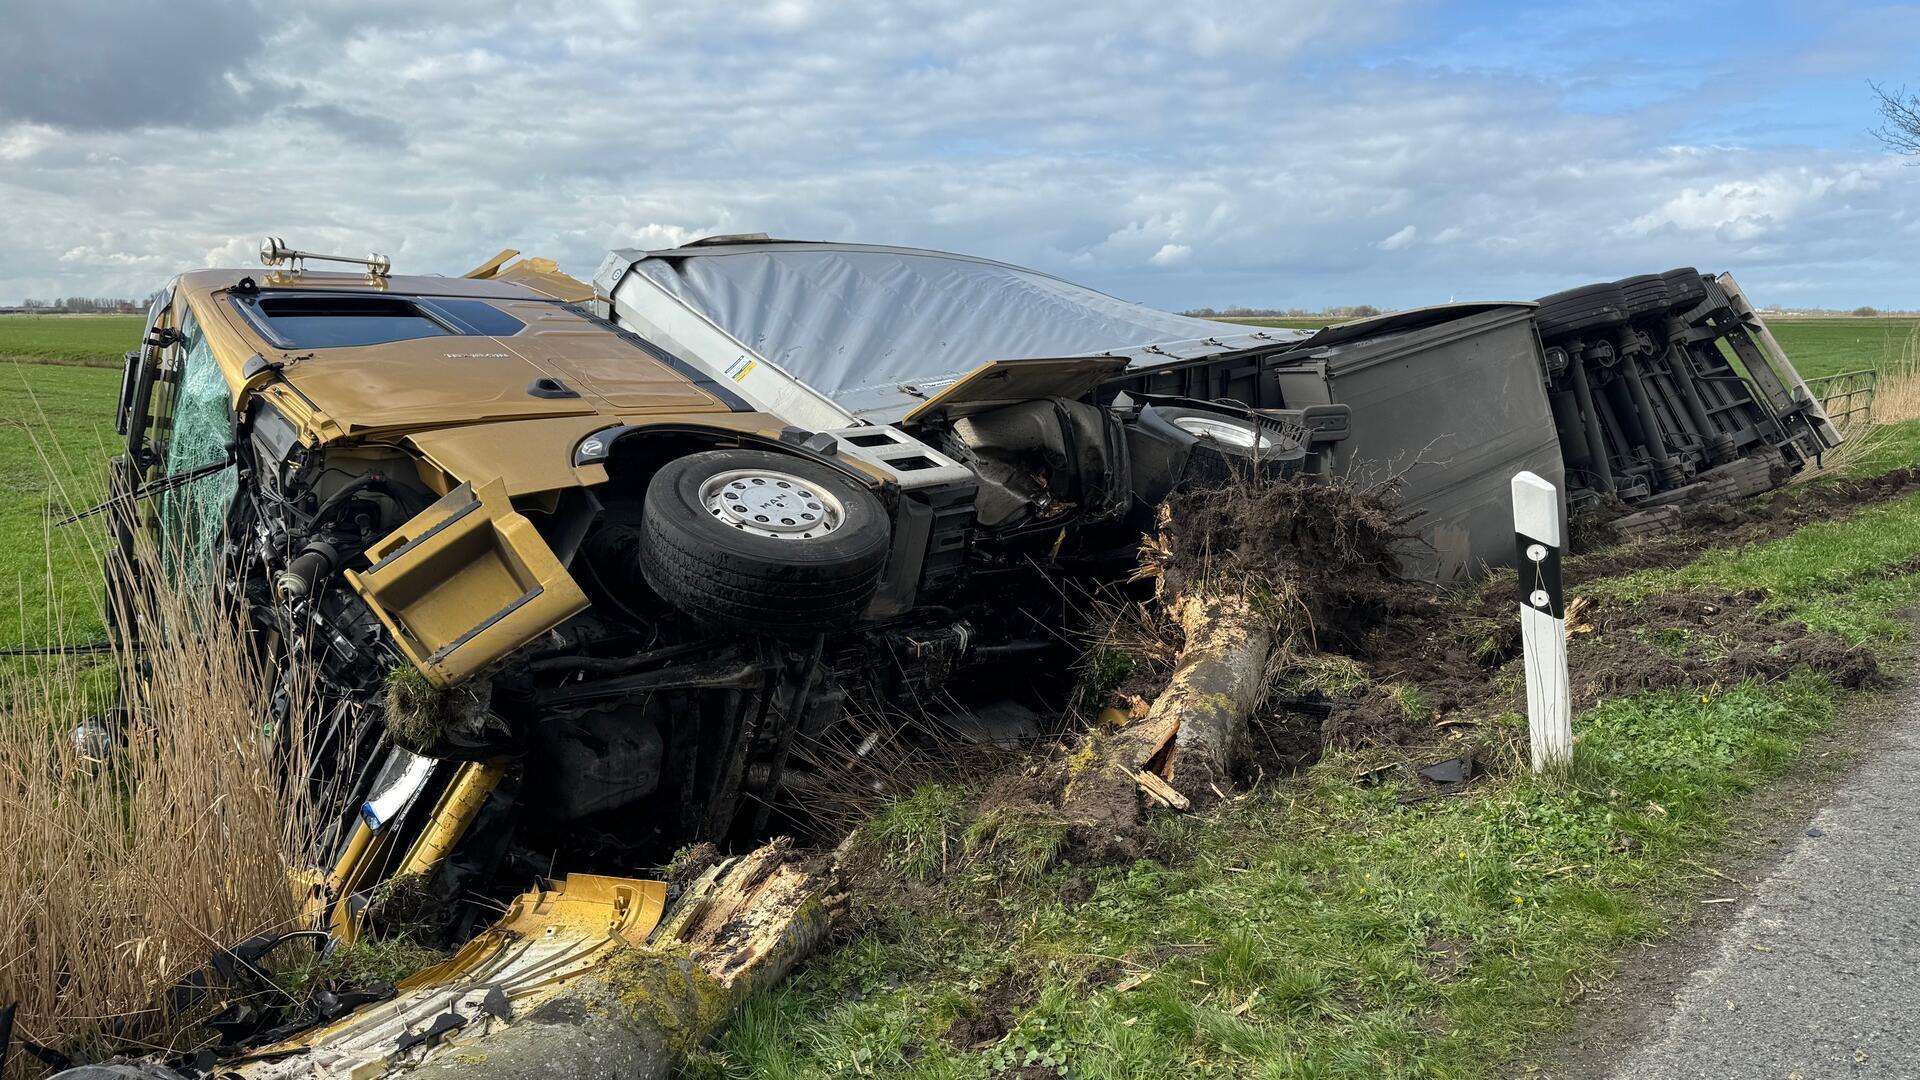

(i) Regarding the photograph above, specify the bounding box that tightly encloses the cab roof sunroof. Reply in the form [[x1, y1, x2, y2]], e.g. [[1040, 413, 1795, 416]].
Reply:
[[236, 293, 528, 349]]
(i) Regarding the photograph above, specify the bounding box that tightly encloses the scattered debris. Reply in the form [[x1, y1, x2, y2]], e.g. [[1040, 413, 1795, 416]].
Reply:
[[1417, 755, 1477, 785]]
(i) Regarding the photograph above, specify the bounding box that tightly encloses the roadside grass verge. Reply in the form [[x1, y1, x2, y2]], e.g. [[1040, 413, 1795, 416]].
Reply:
[[696, 461, 1920, 1079], [1588, 488, 1920, 645], [698, 678, 1839, 1079]]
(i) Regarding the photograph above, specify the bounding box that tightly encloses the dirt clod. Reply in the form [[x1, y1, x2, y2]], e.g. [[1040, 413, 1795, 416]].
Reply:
[[942, 972, 1035, 1049], [1054, 874, 1095, 908], [1267, 467, 1917, 765]]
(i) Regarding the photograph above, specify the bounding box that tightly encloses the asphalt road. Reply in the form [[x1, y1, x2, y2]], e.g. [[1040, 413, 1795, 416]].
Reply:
[[1604, 699, 1920, 1079]]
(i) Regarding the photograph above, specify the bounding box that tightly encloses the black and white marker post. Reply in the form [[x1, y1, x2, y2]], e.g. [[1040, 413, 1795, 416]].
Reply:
[[1512, 471, 1572, 771]]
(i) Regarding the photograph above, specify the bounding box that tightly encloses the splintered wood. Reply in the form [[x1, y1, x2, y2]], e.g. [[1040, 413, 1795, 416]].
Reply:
[[659, 839, 844, 995]]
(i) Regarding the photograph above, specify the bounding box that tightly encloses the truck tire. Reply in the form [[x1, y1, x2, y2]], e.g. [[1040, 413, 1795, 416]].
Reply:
[[637, 449, 891, 637], [1139, 405, 1306, 487], [1534, 283, 1627, 340], [1661, 267, 1707, 313], [1614, 274, 1672, 321]]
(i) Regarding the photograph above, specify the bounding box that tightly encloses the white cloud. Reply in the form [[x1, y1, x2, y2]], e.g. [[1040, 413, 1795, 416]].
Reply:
[[0, 0, 1915, 311], [1376, 225, 1418, 251], [1626, 168, 1881, 244]]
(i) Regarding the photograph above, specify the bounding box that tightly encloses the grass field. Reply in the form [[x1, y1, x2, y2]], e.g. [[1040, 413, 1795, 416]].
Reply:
[[0, 316, 141, 647], [1765, 317, 1920, 380], [1212, 316, 1336, 330], [0, 361, 117, 648], [0, 314, 144, 367]]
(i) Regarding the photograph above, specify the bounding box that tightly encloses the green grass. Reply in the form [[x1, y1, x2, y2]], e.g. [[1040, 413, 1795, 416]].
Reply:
[[1593, 486, 1920, 644], [1, 361, 119, 648], [1835, 418, 1920, 477], [0, 315, 144, 367], [273, 937, 447, 997]]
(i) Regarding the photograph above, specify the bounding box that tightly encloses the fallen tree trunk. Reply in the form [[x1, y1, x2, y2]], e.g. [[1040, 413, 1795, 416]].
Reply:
[[1063, 589, 1275, 831], [1109, 592, 1274, 807], [1156, 593, 1276, 802]]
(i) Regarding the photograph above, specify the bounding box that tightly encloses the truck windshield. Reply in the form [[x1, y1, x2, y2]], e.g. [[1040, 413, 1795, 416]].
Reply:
[[159, 308, 238, 578]]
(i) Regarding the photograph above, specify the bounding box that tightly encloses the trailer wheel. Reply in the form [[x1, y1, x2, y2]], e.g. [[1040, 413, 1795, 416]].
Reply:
[[1661, 267, 1708, 313], [638, 449, 891, 637], [1614, 274, 1673, 321], [1534, 283, 1628, 340]]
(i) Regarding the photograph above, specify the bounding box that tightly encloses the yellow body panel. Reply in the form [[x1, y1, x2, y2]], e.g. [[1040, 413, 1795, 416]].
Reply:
[[397, 761, 507, 878], [238, 873, 669, 1078], [176, 268, 746, 446], [345, 478, 591, 686], [490, 257, 598, 302]]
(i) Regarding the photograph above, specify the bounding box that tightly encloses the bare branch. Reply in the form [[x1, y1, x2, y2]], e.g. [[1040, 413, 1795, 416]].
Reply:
[[1870, 81, 1920, 160]]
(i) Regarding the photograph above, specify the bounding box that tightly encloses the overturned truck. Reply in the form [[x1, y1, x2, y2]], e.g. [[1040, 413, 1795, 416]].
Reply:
[[78, 237, 1836, 1075]]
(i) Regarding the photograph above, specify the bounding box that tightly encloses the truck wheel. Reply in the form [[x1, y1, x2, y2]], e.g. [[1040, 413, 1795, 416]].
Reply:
[[1614, 274, 1672, 321], [1534, 283, 1627, 340], [638, 449, 891, 637], [1141, 405, 1306, 486], [1661, 267, 1707, 313]]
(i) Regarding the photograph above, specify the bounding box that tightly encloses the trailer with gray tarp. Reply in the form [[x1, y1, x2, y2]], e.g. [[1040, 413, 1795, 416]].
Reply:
[[596, 238, 1833, 581]]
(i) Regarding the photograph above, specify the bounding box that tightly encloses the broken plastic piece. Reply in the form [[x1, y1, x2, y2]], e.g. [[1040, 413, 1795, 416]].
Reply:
[[1417, 755, 1476, 785]]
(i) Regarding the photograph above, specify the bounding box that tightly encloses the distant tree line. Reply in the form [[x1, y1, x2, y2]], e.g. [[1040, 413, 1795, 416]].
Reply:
[[1183, 304, 1382, 318], [16, 296, 144, 313]]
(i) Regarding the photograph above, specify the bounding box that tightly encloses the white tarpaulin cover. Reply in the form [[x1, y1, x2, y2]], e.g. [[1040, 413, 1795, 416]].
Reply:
[[598, 240, 1309, 421]]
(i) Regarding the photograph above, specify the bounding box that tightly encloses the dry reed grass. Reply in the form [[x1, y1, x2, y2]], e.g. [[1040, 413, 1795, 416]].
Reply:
[[0, 521, 320, 1073]]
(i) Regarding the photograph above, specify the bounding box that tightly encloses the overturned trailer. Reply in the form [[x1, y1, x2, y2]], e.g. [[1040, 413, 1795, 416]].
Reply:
[[1531, 270, 1839, 517], [596, 238, 1838, 580]]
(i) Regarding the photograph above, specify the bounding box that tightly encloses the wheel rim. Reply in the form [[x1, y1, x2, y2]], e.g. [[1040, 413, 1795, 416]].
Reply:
[[700, 469, 845, 539], [1172, 414, 1271, 450]]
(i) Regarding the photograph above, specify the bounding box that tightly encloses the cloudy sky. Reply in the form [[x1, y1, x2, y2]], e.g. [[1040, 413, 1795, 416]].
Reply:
[[2, 0, 1916, 311]]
